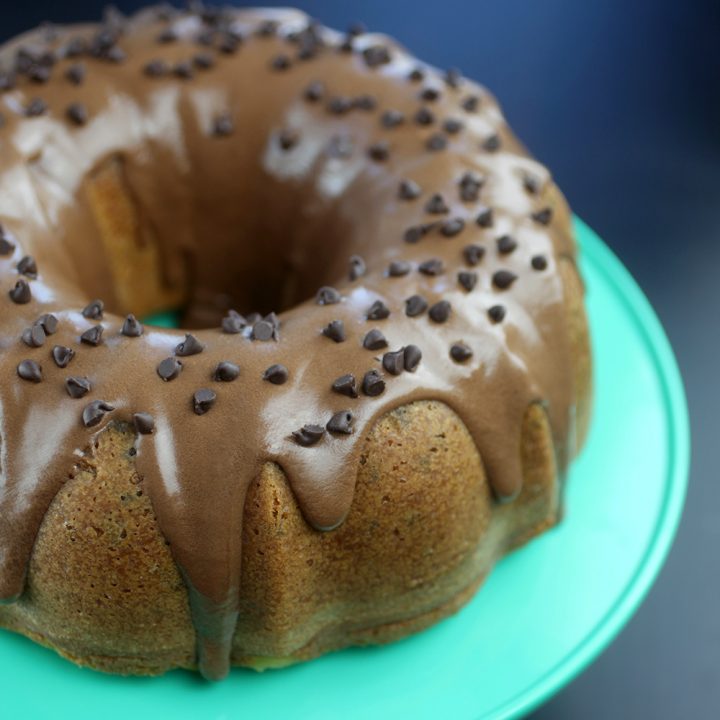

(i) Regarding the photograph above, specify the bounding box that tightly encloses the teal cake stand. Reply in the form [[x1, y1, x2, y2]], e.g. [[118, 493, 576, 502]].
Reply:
[[0, 218, 689, 720]]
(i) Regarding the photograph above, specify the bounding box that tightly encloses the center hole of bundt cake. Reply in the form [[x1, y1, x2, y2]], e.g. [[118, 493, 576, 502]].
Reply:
[[83, 155, 353, 328]]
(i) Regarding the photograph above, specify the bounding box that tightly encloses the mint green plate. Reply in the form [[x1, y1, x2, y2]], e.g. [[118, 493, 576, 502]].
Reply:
[[0, 218, 689, 720]]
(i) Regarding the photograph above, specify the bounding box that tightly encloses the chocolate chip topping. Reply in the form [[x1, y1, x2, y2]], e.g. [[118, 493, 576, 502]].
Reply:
[[17, 359, 42, 383], [492, 270, 518, 290], [461, 95, 479, 112], [327, 134, 354, 158], [65, 63, 85, 85], [157, 357, 182, 381], [450, 342, 473, 363], [221, 309, 246, 334], [278, 129, 299, 151], [366, 299, 390, 320], [193, 388, 217, 415], [362, 369, 385, 397], [388, 260, 411, 277], [327, 96, 352, 115], [532, 207, 553, 226], [193, 53, 214, 70], [381, 109, 404, 128], [405, 294, 428, 317], [488, 304, 507, 323], [213, 361, 240, 382], [476, 207, 494, 228], [463, 244, 485, 266], [292, 423, 325, 446], [326, 410, 354, 435], [322, 320, 346, 343], [382, 348, 405, 375], [9, 279, 31, 304], [252, 320, 275, 341], [408, 66, 425, 82], [403, 225, 425, 244], [426, 133, 447, 151], [121, 314, 143, 337], [82, 400, 114, 428], [36, 313, 57, 335], [65, 376, 91, 399], [17, 255, 37, 278], [403, 345, 422, 372], [458, 271, 478, 292], [66, 103, 88, 126], [82, 298, 104, 319], [133, 412, 155, 435], [212, 113, 234, 137], [459, 171, 483, 202], [80, 324, 103, 346], [331, 373, 358, 398], [523, 174, 540, 194], [174, 61, 194, 80], [531, 254, 548, 271], [445, 68, 462, 88], [52, 345, 74, 368], [418, 258, 444, 276], [175, 333, 204, 356], [21, 324, 45, 347], [354, 94, 377, 111], [348, 255, 366, 280], [263, 364, 289, 385], [414, 107, 435, 126], [398, 179, 421, 200], [25, 98, 47, 117], [425, 193, 449, 214], [497, 235, 518, 255], [316, 286, 342, 305], [367, 141, 390, 162], [304, 80, 324, 101], [362, 45, 391, 68], [483, 134, 501, 152], [0, 234, 15, 255], [441, 218, 465, 237], [429, 300, 452, 323], [442, 118, 463, 134], [420, 87, 440, 102], [363, 328, 388, 350]]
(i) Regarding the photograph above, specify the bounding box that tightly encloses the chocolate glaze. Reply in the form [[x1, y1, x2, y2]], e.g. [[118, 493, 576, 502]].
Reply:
[[0, 6, 580, 680]]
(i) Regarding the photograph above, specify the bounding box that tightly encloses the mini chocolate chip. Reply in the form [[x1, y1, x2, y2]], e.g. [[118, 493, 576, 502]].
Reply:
[[157, 27, 177, 43], [36, 313, 57, 335], [476, 207, 494, 228], [193, 52, 214, 70], [381, 109, 404, 128], [80, 325, 103, 346], [531, 255, 549, 271], [405, 294, 428, 317], [213, 361, 240, 382], [17, 255, 37, 278], [316, 286, 342, 305], [278, 129, 299, 150], [523, 174, 540, 194], [292, 423, 325, 446], [82, 299, 104, 319], [419, 258, 444, 276], [367, 141, 390, 161], [463, 244, 485, 266], [388, 260, 411, 277], [362, 369, 385, 397], [408, 66, 425, 82], [121, 314, 143, 337], [532, 207, 553, 225], [445, 67, 462, 88], [332, 373, 358, 398], [213, 113, 234, 137], [450, 342, 473, 362], [363, 328, 388, 350], [426, 133, 447, 151], [9, 279, 31, 304], [263, 364, 288, 385], [327, 134, 354, 158], [322, 320, 346, 343], [403, 345, 422, 372], [22, 324, 45, 347], [65, 63, 85, 84], [66, 103, 87, 126], [458, 271, 478, 292], [429, 300, 452, 323], [348, 255, 366, 280], [488, 304, 507, 323], [133, 412, 155, 434], [193, 388, 216, 415], [425, 193, 448, 214], [459, 171, 484, 202], [441, 218, 465, 237], [105, 47, 126, 64], [497, 235, 518, 254], [354, 94, 377, 111], [25, 98, 47, 117], [414, 107, 435, 125], [218, 33, 242, 54], [29, 66, 50, 84], [66, 376, 91, 399], [327, 410, 353, 435], [420, 86, 440, 102], [252, 320, 275, 341], [173, 61, 193, 79], [52, 345, 74, 368], [304, 80, 324, 101], [398, 179, 421, 200], [382, 348, 405, 376], [461, 95, 479, 112], [271, 54, 291, 71], [82, 400, 114, 428], [175, 333, 204, 356], [257, 20, 278, 37], [17, 359, 42, 383], [366, 299, 390, 320], [0, 235, 15, 255], [363, 45, 391, 68], [443, 118, 464, 135], [347, 21, 366, 36], [492, 270, 518, 290], [483, 134, 501, 152], [157, 357, 182, 381], [222, 309, 246, 334], [404, 225, 425, 244], [327, 96, 352, 115]]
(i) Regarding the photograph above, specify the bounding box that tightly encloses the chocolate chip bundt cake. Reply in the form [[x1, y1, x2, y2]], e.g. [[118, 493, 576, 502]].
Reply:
[[0, 5, 591, 680]]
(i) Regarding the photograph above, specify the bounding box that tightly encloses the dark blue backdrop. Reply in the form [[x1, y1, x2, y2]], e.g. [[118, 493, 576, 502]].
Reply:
[[3, 2, 718, 717]]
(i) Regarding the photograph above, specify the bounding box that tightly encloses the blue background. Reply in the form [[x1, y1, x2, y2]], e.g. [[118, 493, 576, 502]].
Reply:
[[2, 1, 718, 716]]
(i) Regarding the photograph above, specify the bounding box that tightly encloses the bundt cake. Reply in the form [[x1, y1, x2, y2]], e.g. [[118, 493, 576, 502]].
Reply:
[[0, 5, 591, 680]]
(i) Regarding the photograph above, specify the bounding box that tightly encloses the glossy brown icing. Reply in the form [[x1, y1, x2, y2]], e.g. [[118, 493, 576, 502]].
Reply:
[[0, 6, 579, 680]]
